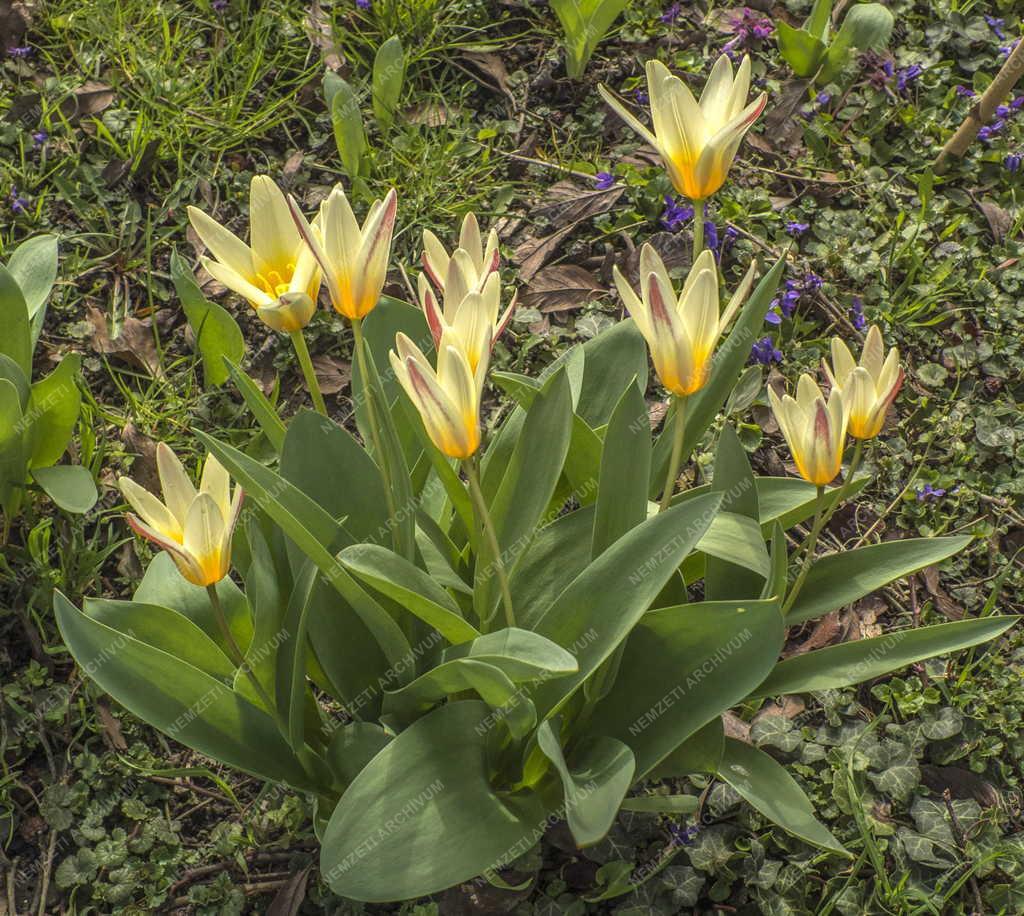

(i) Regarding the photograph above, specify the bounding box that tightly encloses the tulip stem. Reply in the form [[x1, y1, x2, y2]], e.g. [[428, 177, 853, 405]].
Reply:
[[464, 457, 516, 630], [659, 396, 687, 513], [692, 199, 705, 261], [781, 485, 826, 616], [206, 584, 277, 717], [351, 318, 401, 552], [289, 330, 327, 417]]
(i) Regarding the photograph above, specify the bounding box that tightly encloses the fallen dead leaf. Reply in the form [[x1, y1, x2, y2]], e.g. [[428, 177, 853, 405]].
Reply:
[[88, 307, 162, 376], [283, 150, 304, 177], [312, 354, 351, 395], [513, 225, 574, 282], [96, 698, 127, 750], [722, 710, 750, 742], [520, 264, 604, 313], [535, 180, 625, 229], [978, 199, 1011, 244], [919, 565, 965, 620], [304, 0, 343, 71], [461, 51, 513, 99], [60, 82, 115, 121]]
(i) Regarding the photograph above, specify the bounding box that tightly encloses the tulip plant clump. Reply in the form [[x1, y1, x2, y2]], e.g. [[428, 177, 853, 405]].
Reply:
[[55, 55, 1015, 903]]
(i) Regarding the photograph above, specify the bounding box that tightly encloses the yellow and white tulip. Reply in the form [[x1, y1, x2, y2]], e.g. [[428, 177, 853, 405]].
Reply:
[[421, 212, 500, 296], [290, 184, 398, 321], [599, 55, 767, 202], [187, 176, 321, 333], [119, 443, 242, 587], [390, 327, 489, 460], [769, 375, 848, 486], [822, 325, 903, 440], [613, 246, 755, 397]]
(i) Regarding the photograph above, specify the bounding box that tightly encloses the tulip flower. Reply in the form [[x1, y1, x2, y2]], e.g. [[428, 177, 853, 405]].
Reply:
[[822, 325, 903, 440], [390, 327, 489, 460], [613, 246, 755, 398], [187, 176, 322, 333], [418, 270, 515, 373], [291, 183, 398, 321], [421, 212, 500, 296], [768, 374, 848, 486], [599, 55, 767, 206], [119, 443, 242, 587]]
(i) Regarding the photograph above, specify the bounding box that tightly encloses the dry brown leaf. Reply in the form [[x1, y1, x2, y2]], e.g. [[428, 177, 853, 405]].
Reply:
[[461, 51, 512, 99], [535, 180, 625, 229], [513, 224, 574, 282], [283, 150, 304, 177], [721, 710, 750, 742], [407, 101, 452, 127], [266, 865, 312, 916], [520, 264, 604, 313], [978, 199, 1011, 243], [787, 610, 842, 657], [96, 698, 127, 750], [312, 354, 351, 395], [60, 82, 115, 121], [304, 0, 344, 71], [88, 308, 162, 376], [919, 566, 965, 620]]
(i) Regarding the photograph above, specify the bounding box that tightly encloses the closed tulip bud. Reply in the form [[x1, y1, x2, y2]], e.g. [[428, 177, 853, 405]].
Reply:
[[418, 269, 515, 371], [599, 55, 767, 202], [390, 327, 489, 460], [769, 375, 848, 486], [187, 176, 322, 332], [613, 246, 756, 397], [119, 443, 242, 587], [822, 325, 903, 440], [422, 212, 501, 295], [289, 184, 398, 321]]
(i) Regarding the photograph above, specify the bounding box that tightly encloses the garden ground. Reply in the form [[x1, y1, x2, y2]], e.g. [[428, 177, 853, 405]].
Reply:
[[1, 0, 1024, 912]]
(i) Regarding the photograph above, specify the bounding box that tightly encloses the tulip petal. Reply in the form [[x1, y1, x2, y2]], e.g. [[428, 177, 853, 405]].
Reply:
[[200, 257, 275, 309], [422, 230, 450, 291], [249, 176, 299, 280], [183, 492, 227, 586], [156, 443, 197, 528], [459, 213, 483, 270], [125, 513, 205, 584], [187, 207, 255, 281], [598, 84, 660, 149], [119, 477, 181, 541], [200, 453, 232, 519]]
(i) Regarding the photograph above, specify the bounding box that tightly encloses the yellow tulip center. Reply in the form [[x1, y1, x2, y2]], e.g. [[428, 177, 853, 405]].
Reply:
[[257, 265, 295, 298]]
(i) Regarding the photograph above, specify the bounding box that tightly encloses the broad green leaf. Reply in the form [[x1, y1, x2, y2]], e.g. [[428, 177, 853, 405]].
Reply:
[[326, 722, 391, 787], [31, 465, 97, 513], [383, 658, 534, 737], [586, 599, 784, 778], [532, 493, 724, 719], [0, 354, 29, 412], [195, 431, 414, 673], [84, 598, 235, 681], [339, 543, 481, 645], [0, 265, 31, 377], [328, 75, 367, 179], [275, 560, 321, 748], [650, 717, 725, 778], [509, 505, 594, 630], [27, 353, 81, 468], [7, 234, 57, 345], [620, 794, 699, 814], [750, 617, 1017, 698], [576, 318, 649, 428], [224, 358, 286, 453], [776, 22, 826, 77], [54, 591, 314, 789], [651, 257, 785, 497], [804, 0, 833, 40], [372, 35, 405, 130], [537, 720, 635, 846], [477, 370, 573, 622], [321, 700, 548, 901], [756, 475, 867, 531], [551, 0, 629, 79], [694, 512, 770, 581], [441, 628, 578, 682], [706, 424, 763, 599], [240, 521, 288, 699], [591, 381, 650, 558], [786, 536, 972, 624], [819, 4, 893, 83], [718, 737, 848, 854], [172, 250, 244, 387], [280, 410, 389, 545], [761, 522, 788, 600], [135, 552, 252, 656]]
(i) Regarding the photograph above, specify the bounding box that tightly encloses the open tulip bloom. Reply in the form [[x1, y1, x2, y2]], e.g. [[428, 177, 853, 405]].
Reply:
[[769, 374, 848, 487], [422, 212, 500, 296], [291, 183, 398, 321], [599, 55, 767, 204], [614, 247, 755, 399], [187, 176, 322, 333], [390, 328, 488, 460], [823, 324, 903, 440], [119, 443, 242, 588]]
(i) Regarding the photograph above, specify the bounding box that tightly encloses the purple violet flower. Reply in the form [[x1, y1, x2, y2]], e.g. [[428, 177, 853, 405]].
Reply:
[[356, 0, 371, 9], [660, 3, 681, 24], [704, 221, 719, 256], [785, 221, 809, 237], [896, 64, 923, 93], [765, 306, 783, 326], [985, 15, 1007, 40], [31, 130, 47, 146], [955, 85, 975, 98], [915, 483, 947, 502], [9, 187, 29, 214], [7, 46, 32, 58], [594, 171, 614, 190], [1006, 152, 1022, 173], [850, 296, 867, 331], [661, 196, 694, 232], [750, 336, 782, 365]]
